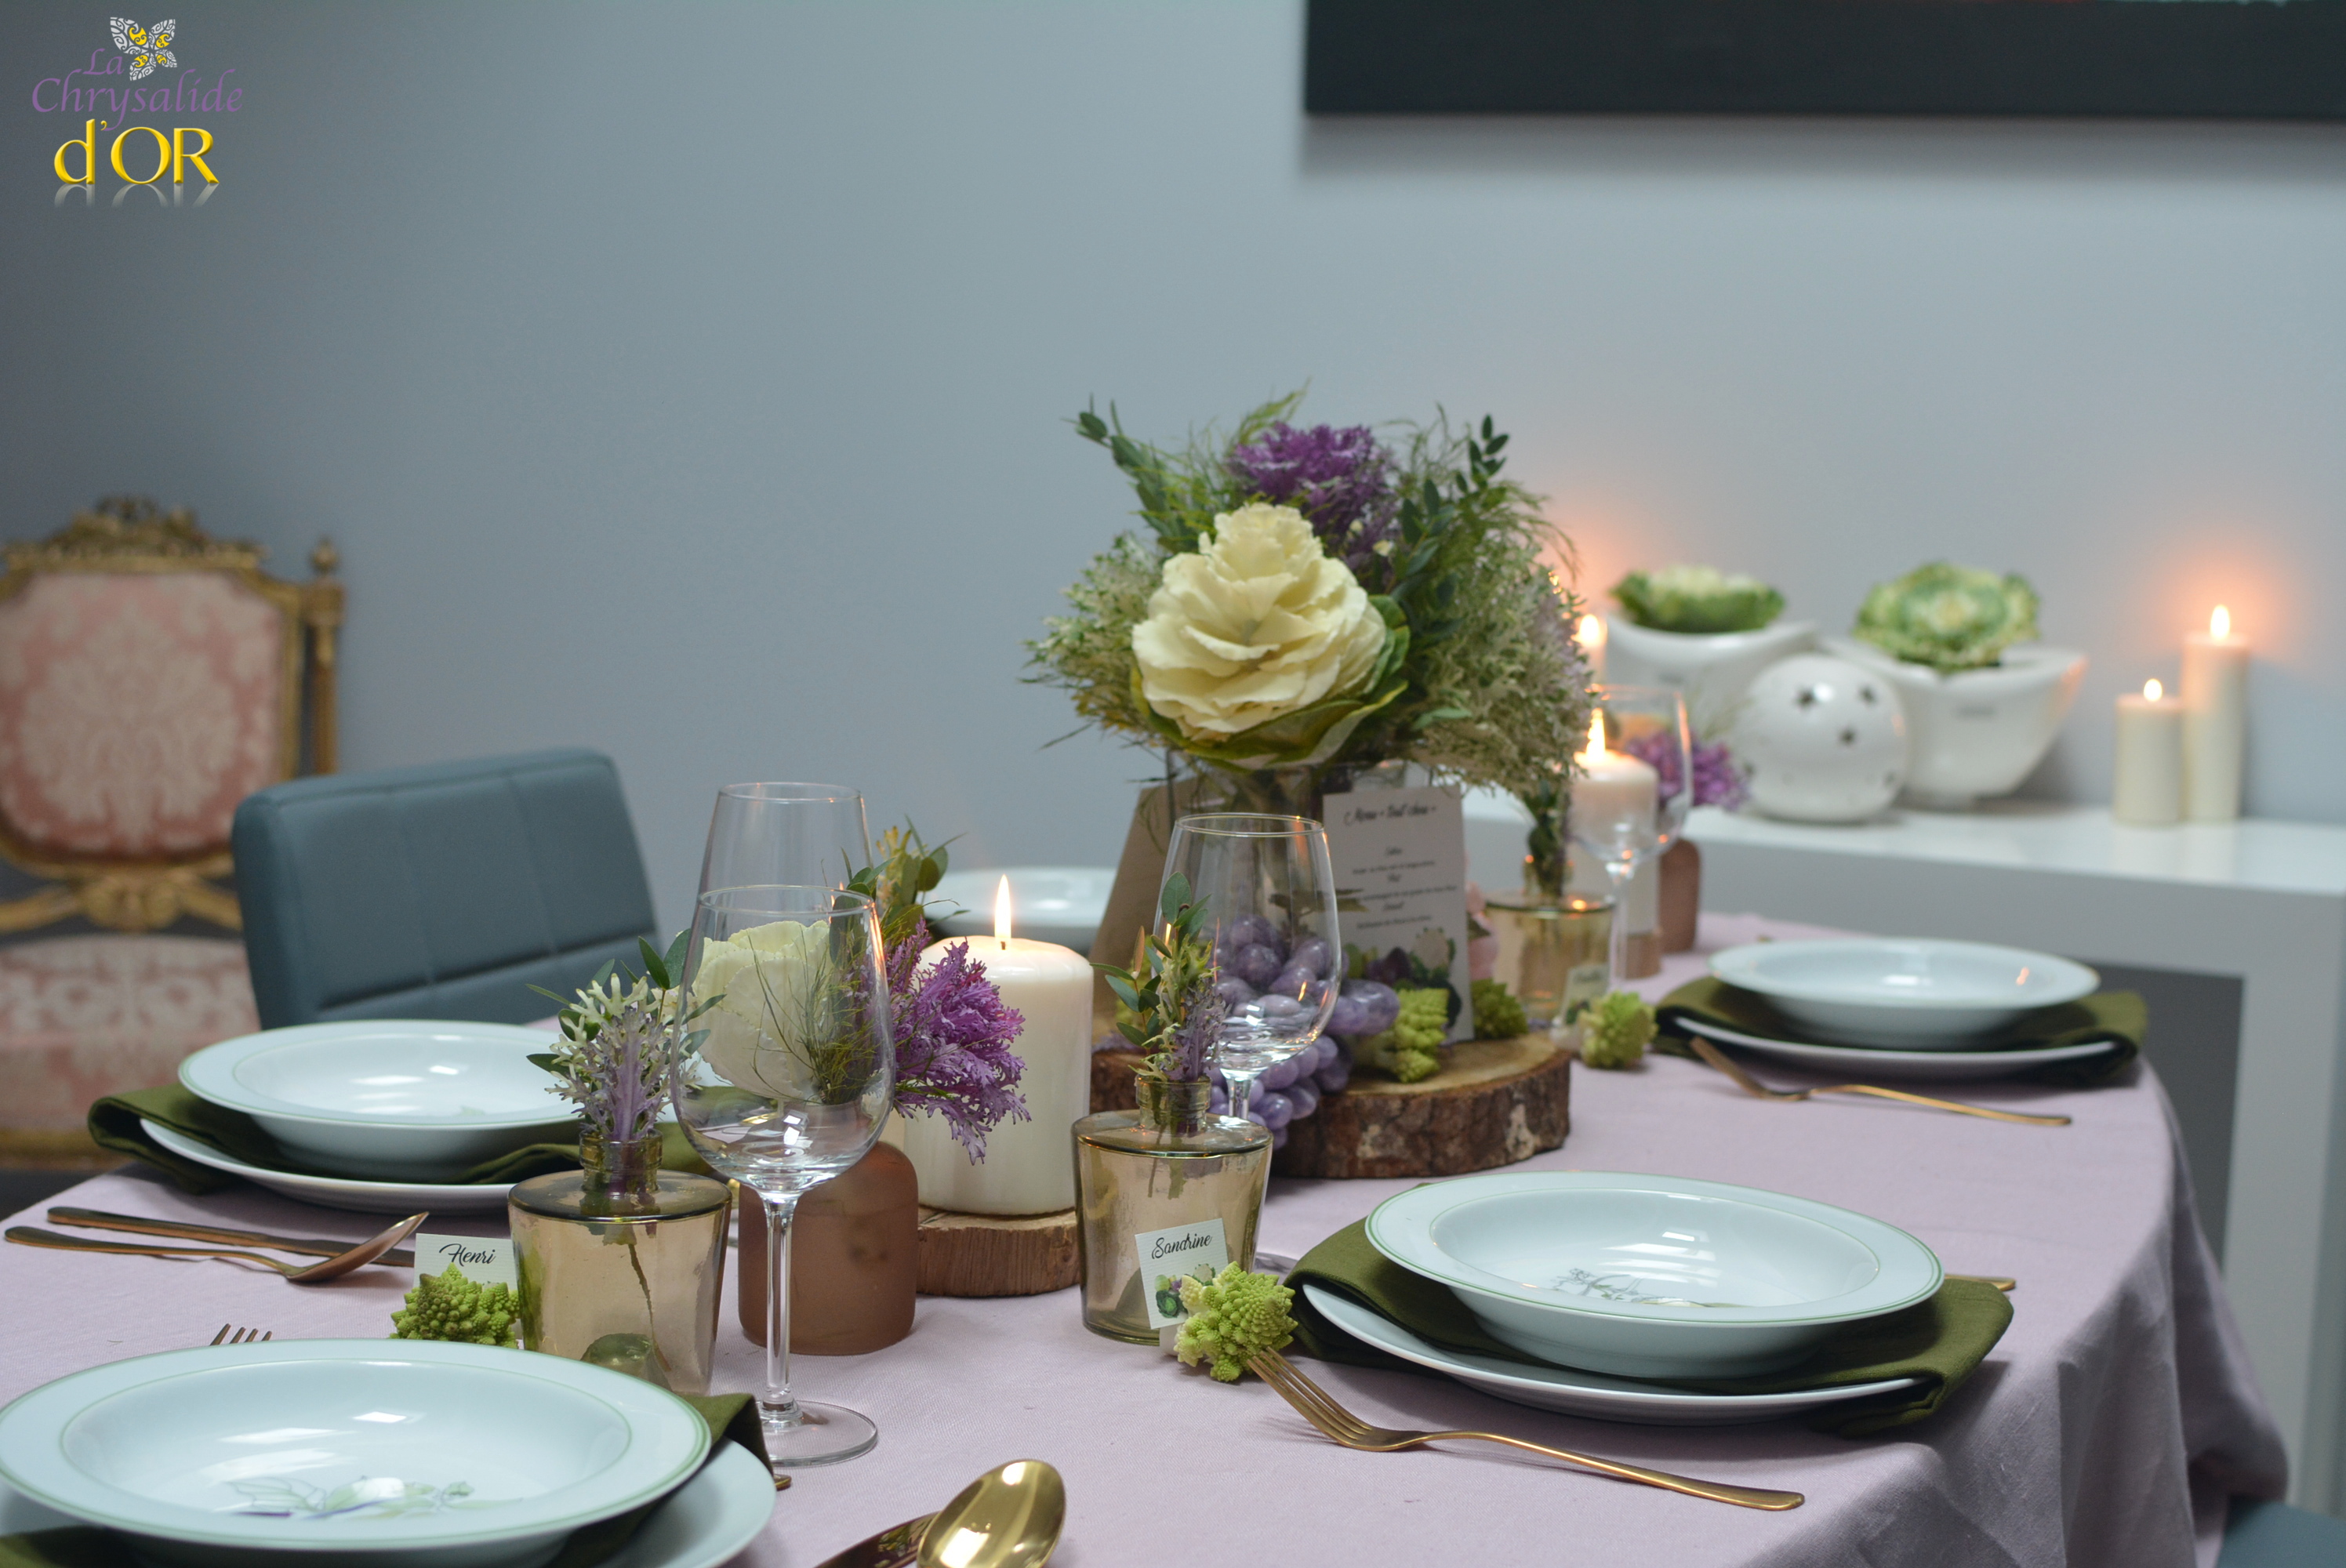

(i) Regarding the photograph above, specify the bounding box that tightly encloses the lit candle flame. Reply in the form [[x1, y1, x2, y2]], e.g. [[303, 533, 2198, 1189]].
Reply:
[[2211, 605, 2231, 640], [993, 875, 1013, 949], [2144, 678, 2163, 702], [1577, 613, 1606, 652], [1578, 710, 1607, 762]]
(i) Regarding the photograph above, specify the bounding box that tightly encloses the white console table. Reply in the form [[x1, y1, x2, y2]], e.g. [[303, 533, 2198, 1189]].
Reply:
[[1661, 801, 2346, 1512]]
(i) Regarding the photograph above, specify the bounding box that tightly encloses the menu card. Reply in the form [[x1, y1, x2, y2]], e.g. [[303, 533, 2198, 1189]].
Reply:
[[1320, 782, 1476, 1043]]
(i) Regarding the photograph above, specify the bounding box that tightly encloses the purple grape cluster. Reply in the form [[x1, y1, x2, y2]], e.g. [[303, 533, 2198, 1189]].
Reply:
[[1209, 1036, 1353, 1150], [1202, 914, 1407, 1149]]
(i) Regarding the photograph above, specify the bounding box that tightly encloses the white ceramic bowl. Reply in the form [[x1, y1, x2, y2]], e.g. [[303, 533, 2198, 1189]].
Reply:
[[1710, 937, 2099, 1048], [0, 1339, 710, 1568], [1367, 1171, 1941, 1379], [1603, 616, 1816, 734], [1824, 637, 2087, 810], [180, 1022, 572, 1181], [929, 866, 1113, 953]]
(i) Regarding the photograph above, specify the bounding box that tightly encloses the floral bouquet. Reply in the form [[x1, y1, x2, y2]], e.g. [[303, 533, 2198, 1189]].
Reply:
[[1030, 393, 1593, 810]]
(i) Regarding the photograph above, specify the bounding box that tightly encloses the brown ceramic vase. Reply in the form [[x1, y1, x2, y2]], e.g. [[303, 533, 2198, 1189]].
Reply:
[[736, 1140, 918, 1355]]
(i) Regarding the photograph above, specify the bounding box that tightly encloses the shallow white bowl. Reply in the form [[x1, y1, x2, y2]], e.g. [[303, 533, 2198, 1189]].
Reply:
[[929, 866, 1113, 953], [1824, 637, 2087, 810], [1367, 1172, 1941, 1379], [0, 1339, 710, 1568], [180, 1022, 571, 1181], [1710, 938, 2099, 1048], [1603, 616, 1817, 734]]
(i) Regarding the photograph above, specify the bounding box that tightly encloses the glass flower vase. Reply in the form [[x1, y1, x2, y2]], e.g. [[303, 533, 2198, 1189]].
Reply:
[[510, 1130, 730, 1394], [1073, 1077, 1272, 1345]]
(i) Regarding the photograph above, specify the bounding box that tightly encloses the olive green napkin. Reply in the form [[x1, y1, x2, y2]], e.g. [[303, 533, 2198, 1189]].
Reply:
[[86, 1084, 709, 1192], [1653, 978, 2145, 1088], [0, 1392, 764, 1568], [1285, 1218, 2011, 1438]]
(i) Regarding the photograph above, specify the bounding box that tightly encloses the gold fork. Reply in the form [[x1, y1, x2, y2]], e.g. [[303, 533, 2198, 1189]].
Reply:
[[210, 1325, 273, 1345], [1245, 1349, 1803, 1511], [1687, 1036, 2071, 1127]]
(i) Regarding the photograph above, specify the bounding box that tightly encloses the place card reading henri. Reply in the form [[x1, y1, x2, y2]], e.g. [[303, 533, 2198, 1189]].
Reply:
[[1135, 1218, 1229, 1330], [414, 1233, 517, 1288], [1320, 782, 1476, 1042]]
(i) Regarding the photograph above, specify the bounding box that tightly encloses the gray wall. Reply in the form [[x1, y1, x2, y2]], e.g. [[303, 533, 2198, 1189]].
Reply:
[[7, 2, 2343, 931]]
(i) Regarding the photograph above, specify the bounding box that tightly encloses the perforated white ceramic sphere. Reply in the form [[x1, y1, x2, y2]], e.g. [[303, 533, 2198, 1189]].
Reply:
[[1735, 654, 1909, 823]]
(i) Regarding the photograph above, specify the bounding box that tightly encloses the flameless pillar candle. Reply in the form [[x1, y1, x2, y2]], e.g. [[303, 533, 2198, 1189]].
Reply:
[[1567, 712, 1661, 973], [1578, 614, 1608, 684], [2182, 606, 2250, 822], [899, 877, 1094, 1215], [2112, 679, 2184, 826]]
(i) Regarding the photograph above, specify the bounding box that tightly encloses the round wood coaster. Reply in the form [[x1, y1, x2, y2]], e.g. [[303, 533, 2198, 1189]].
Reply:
[[1088, 1036, 1572, 1181], [917, 1205, 1079, 1297]]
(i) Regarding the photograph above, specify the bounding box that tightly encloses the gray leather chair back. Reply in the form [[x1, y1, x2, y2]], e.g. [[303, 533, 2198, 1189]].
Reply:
[[232, 749, 656, 1029]]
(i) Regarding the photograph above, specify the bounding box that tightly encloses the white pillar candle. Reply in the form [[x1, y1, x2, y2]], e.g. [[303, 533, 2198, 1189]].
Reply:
[[2112, 678, 2183, 826], [1567, 712, 1657, 912], [2181, 605, 2250, 822], [899, 877, 1094, 1216], [1578, 614, 1608, 685]]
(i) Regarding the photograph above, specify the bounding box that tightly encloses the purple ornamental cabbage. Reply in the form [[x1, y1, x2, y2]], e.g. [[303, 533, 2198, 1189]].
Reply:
[[1225, 423, 1399, 580], [888, 919, 1030, 1159], [1624, 732, 1750, 811]]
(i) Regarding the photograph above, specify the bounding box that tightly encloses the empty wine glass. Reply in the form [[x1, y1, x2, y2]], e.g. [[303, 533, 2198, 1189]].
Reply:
[[1569, 684, 1692, 980], [1161, 814, 1341, 1142], [674, 884, 893, 1469], [699, 783, 870, 897]]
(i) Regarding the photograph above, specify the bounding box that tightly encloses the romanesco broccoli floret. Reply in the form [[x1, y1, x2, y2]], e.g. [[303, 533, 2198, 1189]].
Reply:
[[1175, 1265, 1296, 1382], [1360, 988, 1450, 1083], [1470, 979, 1527, 1040], [390, 1264, 519, 1347], [1581, 990, 1657, 1070]]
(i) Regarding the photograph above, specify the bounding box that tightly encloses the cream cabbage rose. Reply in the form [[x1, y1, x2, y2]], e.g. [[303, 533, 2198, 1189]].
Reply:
[[1130, 503, 1387, 742], [689, 918, 834, 1099]]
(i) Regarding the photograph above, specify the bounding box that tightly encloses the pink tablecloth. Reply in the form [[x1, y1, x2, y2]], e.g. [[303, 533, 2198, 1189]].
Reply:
[[0, 914, 2286, 1567]]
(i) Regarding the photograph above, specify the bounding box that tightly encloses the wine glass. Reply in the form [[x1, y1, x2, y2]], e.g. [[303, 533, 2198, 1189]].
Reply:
[[674, 884, 893, 1469], [1161, 814, 1341, 1138], [1569, 684, 1692, 980], [699, 783, 870, 896]]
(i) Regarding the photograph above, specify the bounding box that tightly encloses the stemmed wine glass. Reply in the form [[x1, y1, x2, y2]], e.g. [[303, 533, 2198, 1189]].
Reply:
[[674, 884, 894, 1470], [1569, 684, 1693, 981], [699, 782, 870, 896], [1160, 814, 1341, 1144]]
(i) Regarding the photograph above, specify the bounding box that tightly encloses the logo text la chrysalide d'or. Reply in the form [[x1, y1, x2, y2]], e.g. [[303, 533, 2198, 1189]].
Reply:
[[31, 18, 242, 204]]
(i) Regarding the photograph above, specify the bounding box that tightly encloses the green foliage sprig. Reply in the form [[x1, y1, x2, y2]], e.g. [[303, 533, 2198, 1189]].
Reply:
[[1095, 873, 1218, 1086]]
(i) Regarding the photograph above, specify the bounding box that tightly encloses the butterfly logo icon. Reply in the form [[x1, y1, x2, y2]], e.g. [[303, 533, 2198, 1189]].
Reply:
[[109, 17, 178, 80]]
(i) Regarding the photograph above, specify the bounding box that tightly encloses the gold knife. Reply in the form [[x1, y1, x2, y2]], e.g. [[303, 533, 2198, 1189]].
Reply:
[[810, 1512, 935, 1568], [47, 1207, 418, 1269]]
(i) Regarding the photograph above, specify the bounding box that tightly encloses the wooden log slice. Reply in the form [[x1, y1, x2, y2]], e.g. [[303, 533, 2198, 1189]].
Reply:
[[1088, 1036, 1571, 1180], [917, 1205, 1079, 1297]]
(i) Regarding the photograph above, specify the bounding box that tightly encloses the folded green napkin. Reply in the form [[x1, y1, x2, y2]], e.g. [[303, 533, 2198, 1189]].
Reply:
[[87, 1085, 708, 1192], [1286, 1218, 2011, 1438], [1653, 977, 2144, 1089], [0, 1392, 765, 1568]]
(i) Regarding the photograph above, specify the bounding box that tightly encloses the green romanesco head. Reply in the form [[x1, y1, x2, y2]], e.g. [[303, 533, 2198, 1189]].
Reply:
[[1470, 978, 1527, 1040], [390, 1264, 520, 1348], [1613, 565, 1785, 636], [1175, 1265, 1296, 1382], [1360, 987, 1451, 1082], [1580, 990, 1656, 1070], [1853, 561, 2039, 674]]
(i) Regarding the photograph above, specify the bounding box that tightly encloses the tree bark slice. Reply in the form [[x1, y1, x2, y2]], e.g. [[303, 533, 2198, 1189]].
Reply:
[[916, 1205, 1080, 1297], [1088, 1037, 1571, 1180]]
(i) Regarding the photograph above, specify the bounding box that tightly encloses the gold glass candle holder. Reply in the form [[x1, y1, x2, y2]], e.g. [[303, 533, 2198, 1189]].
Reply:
[[1073, 1078, 1271, 1345], [1482, 892, 1615, 1036]]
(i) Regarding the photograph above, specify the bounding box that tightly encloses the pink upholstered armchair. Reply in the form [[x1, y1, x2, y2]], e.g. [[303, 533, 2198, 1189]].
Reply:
[[0, 496, 342, 932]]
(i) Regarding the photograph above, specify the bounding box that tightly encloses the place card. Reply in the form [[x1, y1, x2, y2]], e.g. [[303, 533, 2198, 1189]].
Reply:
[[1320, 781, 1476, 1042], [413, 1232, 516, 1288], [1135, 1217, 1228, 1330]]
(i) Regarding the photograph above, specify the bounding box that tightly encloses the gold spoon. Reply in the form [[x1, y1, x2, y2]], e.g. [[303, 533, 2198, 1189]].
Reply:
[[3, 1211, 429, 1283], [917, 1459, 1065, 1568]]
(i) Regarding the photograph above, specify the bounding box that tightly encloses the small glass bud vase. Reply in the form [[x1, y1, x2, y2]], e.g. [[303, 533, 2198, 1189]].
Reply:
[[509, 1129, 731, 1394], [1073, 1076, 1272, 1345]]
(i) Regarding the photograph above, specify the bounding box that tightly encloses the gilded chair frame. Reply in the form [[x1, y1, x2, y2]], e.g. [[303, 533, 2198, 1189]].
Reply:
[[0, 497, 343, 933]]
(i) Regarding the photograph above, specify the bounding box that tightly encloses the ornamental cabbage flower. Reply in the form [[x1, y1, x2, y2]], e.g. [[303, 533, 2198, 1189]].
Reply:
[[690, 918, 834, 1098], [1853, 562, 2040, 674], [1131, 503, 1389, 748]]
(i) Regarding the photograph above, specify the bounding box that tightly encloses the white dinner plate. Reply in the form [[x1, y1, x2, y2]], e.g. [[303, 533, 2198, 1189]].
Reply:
[[1709, 938, 2099, 1047], [1675, 1016, 2119, 1083], [142, 1118, 516, 1214], [0, 1441, 771, 1568], [1302, 1286, 1919, 1426]]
